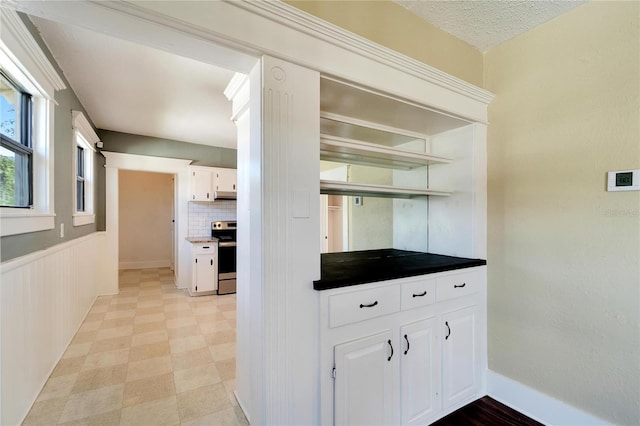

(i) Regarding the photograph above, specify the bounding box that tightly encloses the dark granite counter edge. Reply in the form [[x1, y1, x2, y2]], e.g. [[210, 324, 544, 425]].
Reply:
[[313, 258, 486, 291]]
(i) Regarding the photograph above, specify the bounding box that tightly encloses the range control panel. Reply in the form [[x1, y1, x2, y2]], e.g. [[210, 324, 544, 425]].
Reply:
[[607, 169, 640, 191]]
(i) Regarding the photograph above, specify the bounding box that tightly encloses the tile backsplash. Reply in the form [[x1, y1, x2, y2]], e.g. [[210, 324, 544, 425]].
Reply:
[[188, 200, 237, 236]]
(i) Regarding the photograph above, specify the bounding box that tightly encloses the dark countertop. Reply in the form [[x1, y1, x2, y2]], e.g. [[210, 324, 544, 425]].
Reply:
[[313, 249, 486, 290]]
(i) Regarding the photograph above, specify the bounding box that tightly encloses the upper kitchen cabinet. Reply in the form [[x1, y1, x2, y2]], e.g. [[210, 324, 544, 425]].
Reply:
[[191, 167, 214, 202], [318, 76, 488, 259], [213, 168, 237, 194], [189, 166, 237, 202]]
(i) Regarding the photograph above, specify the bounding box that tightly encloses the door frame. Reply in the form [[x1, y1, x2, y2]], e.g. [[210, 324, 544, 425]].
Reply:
[[101, 152, 192, 292]]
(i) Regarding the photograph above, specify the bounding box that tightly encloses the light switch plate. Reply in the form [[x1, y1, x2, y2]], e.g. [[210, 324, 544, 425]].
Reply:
[[607, 169, 640, 191]]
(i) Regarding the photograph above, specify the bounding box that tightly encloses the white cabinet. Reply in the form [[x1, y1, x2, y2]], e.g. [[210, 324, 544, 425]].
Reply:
[[441, 305, 478, 410], [189, 166, 237, 201], [188, 243, 217, 296], [320, 268, 486, 425], [191, 168, 213, 201], [400, 318, 439, 425], [334, 331, 395, 425], [214, 168, 237, 193]]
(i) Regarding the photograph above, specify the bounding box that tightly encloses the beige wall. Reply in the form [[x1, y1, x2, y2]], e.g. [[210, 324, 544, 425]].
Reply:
[[484, 2, 640, 424], [119, 170, 174, 269], [285, 0, 483, 87]]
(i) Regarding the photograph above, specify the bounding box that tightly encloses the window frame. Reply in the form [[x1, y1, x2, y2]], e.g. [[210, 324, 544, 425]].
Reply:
[[71, 111, 98, 226], [0, 70, 34, 208], [0, 10, 66, 236]]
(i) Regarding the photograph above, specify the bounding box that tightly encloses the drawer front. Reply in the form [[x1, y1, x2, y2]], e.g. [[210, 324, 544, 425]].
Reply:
[[193, 244, 216, 255], [329, 286, 400, 328], [436, 271, 479, 302], [401, 279, 436, 311]]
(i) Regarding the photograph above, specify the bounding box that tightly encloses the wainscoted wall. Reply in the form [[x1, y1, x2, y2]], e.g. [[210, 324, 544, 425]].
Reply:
[[188, 200, 237, 237], [0, 232, 107, 425]]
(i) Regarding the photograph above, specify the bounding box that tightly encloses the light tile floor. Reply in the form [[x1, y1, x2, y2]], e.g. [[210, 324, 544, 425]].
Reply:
[[23, 267, 248, 426]]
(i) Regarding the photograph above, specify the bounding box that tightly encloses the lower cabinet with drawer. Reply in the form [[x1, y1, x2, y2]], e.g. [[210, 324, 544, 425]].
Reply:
[[188, 242, 218, 296], [321, 267, 486, 425]]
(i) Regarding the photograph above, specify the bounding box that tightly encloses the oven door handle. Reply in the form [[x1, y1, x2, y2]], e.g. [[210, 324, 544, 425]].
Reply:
[[218, 242, 237, 248]]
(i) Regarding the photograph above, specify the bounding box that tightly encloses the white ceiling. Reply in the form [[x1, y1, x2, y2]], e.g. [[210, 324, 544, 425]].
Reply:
[[31, 17, 239, 149], [394, 0, 587, 52], [30, 2, 586, 151]]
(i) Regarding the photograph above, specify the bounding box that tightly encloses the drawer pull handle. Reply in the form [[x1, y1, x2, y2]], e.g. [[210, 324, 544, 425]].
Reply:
[[203, 246, 210, 249], [359, 301, 378, 309], [387, 339, 393, 361], [445, 321, 451, 340], [404, 334, 410, 355], [412, 291, 427, 298], [454, 283, 466, 288]]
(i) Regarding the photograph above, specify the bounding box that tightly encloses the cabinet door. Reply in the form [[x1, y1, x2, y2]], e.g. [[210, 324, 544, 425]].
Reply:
[[334, 331, 395, 425], [191, 170, 212, 201], [215, 169, 237, 193], [441, 305, 478, 410], [400, 318, 439, 425], [194, 254, 216, 292]]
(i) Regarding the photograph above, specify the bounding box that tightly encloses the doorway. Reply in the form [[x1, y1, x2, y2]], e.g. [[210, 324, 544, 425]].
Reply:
[[118, 170, 175, 270]]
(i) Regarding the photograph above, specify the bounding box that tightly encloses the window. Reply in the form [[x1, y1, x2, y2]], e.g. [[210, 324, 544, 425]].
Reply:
[[0, 10, 65, 236], [72, 111, 98, 226], [0, 71, 33, 208]]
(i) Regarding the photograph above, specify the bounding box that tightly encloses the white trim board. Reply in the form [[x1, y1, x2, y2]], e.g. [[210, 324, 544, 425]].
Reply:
[[486, 370, 609, 426], [119, 260, 172, 270]]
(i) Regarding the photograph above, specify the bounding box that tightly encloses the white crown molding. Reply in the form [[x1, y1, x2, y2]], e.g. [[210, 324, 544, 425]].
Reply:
[[0, 8, 66, 93], [72, 110, 100, 147], [230, 0, 494, 105]]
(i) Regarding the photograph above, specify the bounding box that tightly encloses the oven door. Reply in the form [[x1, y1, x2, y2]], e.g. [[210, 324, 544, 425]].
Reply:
[[218, 242, 236, 280]]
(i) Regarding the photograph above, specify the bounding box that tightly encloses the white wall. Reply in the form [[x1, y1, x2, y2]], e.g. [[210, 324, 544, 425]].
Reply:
[[0, 233, 107, 425], [485, 2, 639, 424], [187, 200, 237, 237], [118, 170, 173, 269]]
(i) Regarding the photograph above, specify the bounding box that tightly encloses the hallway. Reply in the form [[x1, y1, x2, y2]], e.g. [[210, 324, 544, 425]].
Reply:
[[22, 268, 247, 425]]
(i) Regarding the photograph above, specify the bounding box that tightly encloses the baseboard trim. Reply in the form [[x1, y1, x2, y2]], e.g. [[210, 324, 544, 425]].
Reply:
[[486, 370, 609, 426], [233, 390, 251, 424], [118, 260, 171, 270]]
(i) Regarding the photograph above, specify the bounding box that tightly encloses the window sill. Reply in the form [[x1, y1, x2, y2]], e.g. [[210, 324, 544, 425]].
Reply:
[[0, 210, 55, 236], [73, 213, 95, 227]]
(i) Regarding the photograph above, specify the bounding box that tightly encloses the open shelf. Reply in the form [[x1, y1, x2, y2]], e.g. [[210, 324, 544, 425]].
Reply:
[[320, 134, 451, 170], [320, 180, 451, 199]]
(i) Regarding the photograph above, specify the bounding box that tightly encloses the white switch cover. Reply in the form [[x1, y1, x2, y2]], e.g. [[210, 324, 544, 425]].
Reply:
[[60, 223, 64, 238], [607, 170, 640, 191]]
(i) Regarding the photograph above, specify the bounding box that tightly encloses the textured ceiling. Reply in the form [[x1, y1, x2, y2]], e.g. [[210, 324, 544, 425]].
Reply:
[[394, 0, 587, 52]]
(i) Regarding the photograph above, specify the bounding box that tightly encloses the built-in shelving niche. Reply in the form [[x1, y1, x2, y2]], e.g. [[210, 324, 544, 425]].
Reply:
[[319, 77, 472, 199]]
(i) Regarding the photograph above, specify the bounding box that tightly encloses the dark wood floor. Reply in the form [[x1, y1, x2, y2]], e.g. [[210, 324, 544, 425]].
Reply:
[[431, 396, 544, 426]]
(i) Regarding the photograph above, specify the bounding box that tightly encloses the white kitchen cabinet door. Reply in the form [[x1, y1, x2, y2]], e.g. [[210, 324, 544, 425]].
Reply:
[[194, 254, 216, 293], [191, 169, 212, 201], [334, 330, 395, 425], [400, 317, 439, 425], [441, 305, 478, 410], [214, 168, 237, 193]]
